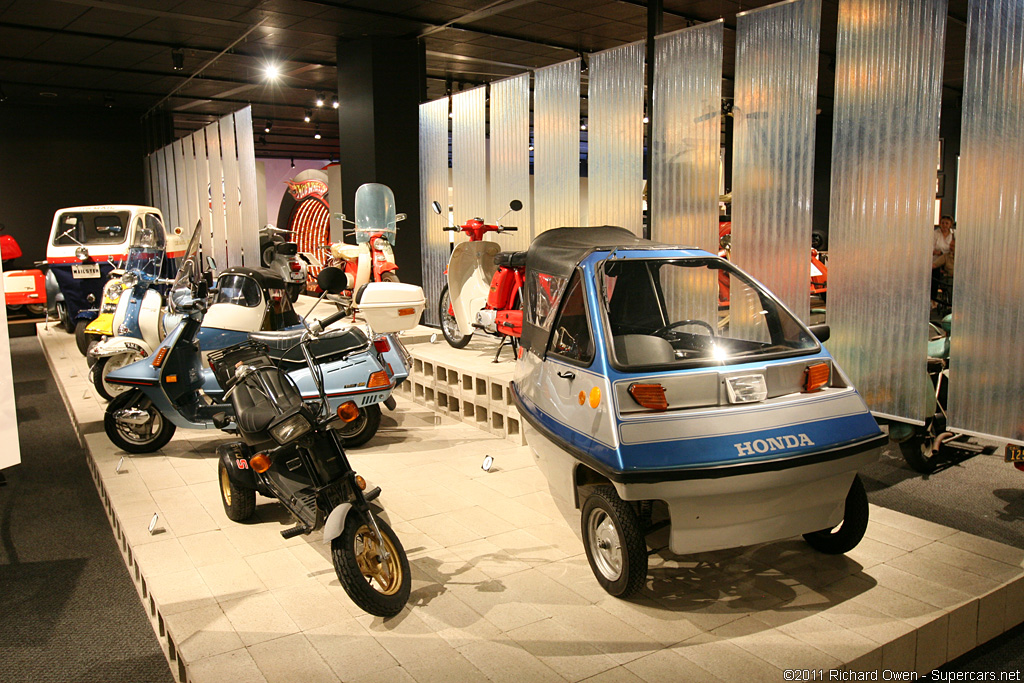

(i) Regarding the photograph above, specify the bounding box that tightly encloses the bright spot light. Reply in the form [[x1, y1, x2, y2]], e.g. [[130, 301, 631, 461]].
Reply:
[[264, 63, 281, 80]]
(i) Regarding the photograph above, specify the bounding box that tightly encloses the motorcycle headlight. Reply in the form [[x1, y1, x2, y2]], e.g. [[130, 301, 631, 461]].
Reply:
[[103, 279, 122, 300], [268, 411, 312, 445], [120, 272, 138, 289]]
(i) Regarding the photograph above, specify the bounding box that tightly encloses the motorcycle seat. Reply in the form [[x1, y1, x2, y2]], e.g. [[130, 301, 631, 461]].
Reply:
[[493, 251, 527, 268], [231, 367, 303, 440], [330, 243, 360, 261], [251, 326, 370, 366]]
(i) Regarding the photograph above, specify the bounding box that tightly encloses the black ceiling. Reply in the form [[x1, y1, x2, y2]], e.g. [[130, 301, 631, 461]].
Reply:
[[0, 0, 969, 159]]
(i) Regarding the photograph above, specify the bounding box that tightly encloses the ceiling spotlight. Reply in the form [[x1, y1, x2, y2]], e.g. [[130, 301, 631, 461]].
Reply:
[[331, 95, 339, 109], [642, 114, 649, 124], [303, 109, 312, 123], [580, 120, 587, 131], [315, 92, 325, 107], [171, 48, 184, 71], [290, 157, 295, 168], [103, 94, 115, 108], [314, 125, 321, 140], [264, 119, 272, 133], [528, 145, 534, 151], [448, 111, 453, 119], [0, 84, 6, 103], [264, 62, 281, 80]]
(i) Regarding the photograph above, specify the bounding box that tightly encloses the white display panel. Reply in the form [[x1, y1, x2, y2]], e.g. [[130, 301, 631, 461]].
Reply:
[[827, 0, 946, 422], [588, 41, 644, 234], [731, 0, 821, 326], [192, 128, 213, 256], [947, 0, 1024, 444], [219, 114, 244, 268], [419, 97, 451, 327], [182, 136, 199, 235], [489, 73, 532, 252], [534, 59, 581, 232], [205, 121, 228, 270], [451, 87, 487, 230], [172, 138, 188, 233], [651, 20, 724, 330], [0, 259, 20, 471], [233, 107, 261, 268]]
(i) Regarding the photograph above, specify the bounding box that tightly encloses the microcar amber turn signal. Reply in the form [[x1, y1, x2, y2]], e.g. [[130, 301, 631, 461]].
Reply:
[[804, 363, 830, 392], [628, 383, 668, 411]]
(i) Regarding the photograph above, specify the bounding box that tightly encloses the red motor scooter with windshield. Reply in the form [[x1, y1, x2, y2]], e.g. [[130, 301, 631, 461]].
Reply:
[[432, 199, 524, 360]]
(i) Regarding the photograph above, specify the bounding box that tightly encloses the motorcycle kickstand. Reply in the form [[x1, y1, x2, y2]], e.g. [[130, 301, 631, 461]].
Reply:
[[492, 336, 508, 363]]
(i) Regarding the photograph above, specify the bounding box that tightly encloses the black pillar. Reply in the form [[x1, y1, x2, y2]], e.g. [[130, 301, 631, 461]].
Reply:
[[336, 37, 424, 287], [644, 0, 663, 239]]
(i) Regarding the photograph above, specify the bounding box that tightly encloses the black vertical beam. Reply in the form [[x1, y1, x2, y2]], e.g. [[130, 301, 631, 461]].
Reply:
[[644, 0, 663, 239], [336, 37, 424, 286]]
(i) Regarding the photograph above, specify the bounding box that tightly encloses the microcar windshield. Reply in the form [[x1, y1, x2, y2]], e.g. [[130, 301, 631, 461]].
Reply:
[[52, 211, 130, 246], [599, 257, 818, 369], [214, 274, 263, 307]]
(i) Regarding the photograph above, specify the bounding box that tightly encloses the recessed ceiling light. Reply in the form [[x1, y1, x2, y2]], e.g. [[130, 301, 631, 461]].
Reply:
[[40, 92, 58, 98], [264, 63, 281, 80], [315, 92, 325, 107]]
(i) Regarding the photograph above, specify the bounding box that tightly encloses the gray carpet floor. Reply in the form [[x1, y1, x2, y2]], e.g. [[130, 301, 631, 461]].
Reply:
[[0, 335, 173, 683]]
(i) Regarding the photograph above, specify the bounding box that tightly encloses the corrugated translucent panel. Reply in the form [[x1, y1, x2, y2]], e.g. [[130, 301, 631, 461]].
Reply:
[[219, 115, 243, 267], [828, 0, 945, 422], [489, 73, 531, 251], [452, 87, 487, 230], [534, 59, 580, 231], [419, 98, 450, 327], [731, 0, 821, 327], [154, 147, 172, 228], [182, 136, 199, 235], [652, 21, 724, 328], [589, 42, 644, 234], [193, 128, 213, 255], [205, 121, 228, 270], [172, 139, 188, 232], [234, 106, 262, 268], [948, 0, 1024, 444], [144, 155, 154, 207]]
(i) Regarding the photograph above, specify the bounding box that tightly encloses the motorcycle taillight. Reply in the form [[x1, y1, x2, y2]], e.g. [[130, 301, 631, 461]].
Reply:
[[289, 261, 302, 272], [373, 337, 390, 354]]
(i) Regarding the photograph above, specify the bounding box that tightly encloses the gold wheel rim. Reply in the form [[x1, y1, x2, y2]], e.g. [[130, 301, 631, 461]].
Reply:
[[220, 467, 232, 507], [354, 524, 403, 595]]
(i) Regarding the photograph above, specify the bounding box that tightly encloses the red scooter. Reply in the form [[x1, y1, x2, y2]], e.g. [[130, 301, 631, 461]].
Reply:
[[432, 200, 524, 360], [1, 226, 46, 317]]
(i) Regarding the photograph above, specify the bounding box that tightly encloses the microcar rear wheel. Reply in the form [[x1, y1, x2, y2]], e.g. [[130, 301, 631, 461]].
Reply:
[[336, 403, 381, 448], [218, 459, 256, 522], [439, 285, 471, 348], [104, 389, 176, 454], [26, 303, 46, 317], [581, 485, 647, 598], [803, 474, 869, 554], [332, 514, 411, 618], [56, 301, 73, 333]]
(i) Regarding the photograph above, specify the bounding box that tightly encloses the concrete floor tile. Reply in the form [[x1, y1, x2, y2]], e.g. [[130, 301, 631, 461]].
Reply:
[[914, 541, 1024, 584], [915, 615, 949, 674], [197, 557, 269, 601], [885, 551, 1000, 596], [978, 589, 1008, 645], [844, 647, 883, 673], [941, 532, 1024, 567], [546, 603, 663, 665], [131, 537, 193, 576], [271, 581, 351, 632], [770, 614, 880, 665], [179, 529, 236, 568], [506, 618, 619, 682], [863, 522, 934, 553], [349, 665, 417, 683], [673, 632, 784, 681], [244, 547, 313, 591], [248, 633, 339, 683], [867, 564, 973, 610], [185, 647, 268, 683], [624, 648, 725, 683], [947, 600, 979, 660], [868, 506, 959, 542], [146, 567, 218, 615], [881, 631, 917, 672], [221, 590, 301, 648], [306, 623, 399, 681], [408, 586, 501, 647], [409, 512, 482, 548], [457, 636, 564, 683], [164, 604, 245, 662], [818, 599, 916, 645]]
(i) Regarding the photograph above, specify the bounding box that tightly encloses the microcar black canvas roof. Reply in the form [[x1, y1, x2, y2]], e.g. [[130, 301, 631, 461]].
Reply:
[[525, 226, 665, 279]]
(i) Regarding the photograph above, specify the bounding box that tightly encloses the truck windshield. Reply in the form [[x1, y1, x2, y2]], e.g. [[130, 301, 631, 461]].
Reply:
[[600, 257, 818, 369], [52, 211, 130, 246]]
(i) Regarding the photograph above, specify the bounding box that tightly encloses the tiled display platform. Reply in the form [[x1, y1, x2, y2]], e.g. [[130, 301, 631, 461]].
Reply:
[[39, 322, 1024, 683]]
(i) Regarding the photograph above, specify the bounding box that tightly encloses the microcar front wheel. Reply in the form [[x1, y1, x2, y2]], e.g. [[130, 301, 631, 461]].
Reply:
[[581, 485, 647, 598], [803, 474, 869, 555]]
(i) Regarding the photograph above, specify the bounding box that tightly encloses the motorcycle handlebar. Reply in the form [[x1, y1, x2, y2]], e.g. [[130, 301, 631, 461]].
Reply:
[[317, 308, 348, 331], [443, 226, 459, 231], [500, 226, 517, 232]]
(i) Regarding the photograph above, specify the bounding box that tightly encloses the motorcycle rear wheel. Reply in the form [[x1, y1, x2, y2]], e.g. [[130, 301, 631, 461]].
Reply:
[[336, 403, 381, 448], [381, 271, 399, 283], [439, 285, 472, 349], [56, 301, 74, 333], [104, 389, 177, 454], [75, 320, 101, 356], [332, 514, 410, 618]]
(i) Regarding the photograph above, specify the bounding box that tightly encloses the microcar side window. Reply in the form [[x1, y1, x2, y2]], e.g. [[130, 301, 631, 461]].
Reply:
[[525, 271, 568, 332], [53, 211, 130, 246], [601, 258, 817, 369], [215, 274, 262, 307], [144, 213, 166, 242], [547, 271, 594, 365]]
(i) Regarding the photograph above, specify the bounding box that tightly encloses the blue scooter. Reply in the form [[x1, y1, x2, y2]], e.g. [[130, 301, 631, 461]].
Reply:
[[102, 237, 411, 453]]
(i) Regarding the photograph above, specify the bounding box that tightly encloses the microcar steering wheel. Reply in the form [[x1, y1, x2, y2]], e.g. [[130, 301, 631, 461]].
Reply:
[[653, 319, 716, 338]]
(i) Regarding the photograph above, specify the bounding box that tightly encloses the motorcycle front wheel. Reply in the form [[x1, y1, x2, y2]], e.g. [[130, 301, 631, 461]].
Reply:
[[336, 403, 381, 448], [93, 351, 143, 401], [332, 514, 410, 618], [104, 389, 177, 453], [439, 285, 472, 349]]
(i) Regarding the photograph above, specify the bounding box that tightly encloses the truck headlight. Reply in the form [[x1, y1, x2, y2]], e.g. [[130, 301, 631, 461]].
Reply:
[[269, 412, 312, 444]]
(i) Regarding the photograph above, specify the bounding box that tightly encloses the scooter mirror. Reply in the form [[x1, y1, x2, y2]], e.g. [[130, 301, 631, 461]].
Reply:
[[509, 200, 523, 212], [396, 213, 407, 222], [430, 201, 442, 215], [316, 266, 348, 295]]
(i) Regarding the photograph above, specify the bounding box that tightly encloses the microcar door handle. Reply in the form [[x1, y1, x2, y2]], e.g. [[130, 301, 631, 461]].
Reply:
[[556, 370, 575, 380]]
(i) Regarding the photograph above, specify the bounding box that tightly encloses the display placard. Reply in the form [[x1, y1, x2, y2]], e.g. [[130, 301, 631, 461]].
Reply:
[[0, 258, 22, 471]]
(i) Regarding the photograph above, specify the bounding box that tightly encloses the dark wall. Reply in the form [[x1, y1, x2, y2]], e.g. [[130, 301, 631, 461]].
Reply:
[[0, 104, 146, 266]]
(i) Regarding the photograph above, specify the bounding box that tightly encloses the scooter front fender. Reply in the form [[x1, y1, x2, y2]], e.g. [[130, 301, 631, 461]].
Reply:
[[90, 335, 154, 359], [217, 442, 258, 490], [322, 503, 353, 545], [448, 241, 500, 337]]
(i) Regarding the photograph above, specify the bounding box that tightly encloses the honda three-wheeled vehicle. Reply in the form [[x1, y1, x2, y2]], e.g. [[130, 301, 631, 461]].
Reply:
[[510, 227, 886, 597], [45, 205, 185, 335]]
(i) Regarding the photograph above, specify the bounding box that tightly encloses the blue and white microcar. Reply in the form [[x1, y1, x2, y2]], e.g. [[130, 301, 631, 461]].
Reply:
[[510, 227, 886, 597]]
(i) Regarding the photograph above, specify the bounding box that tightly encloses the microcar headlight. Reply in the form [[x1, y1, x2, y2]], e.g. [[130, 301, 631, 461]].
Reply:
[[269, 412, 312, 444], [75, 246, 90, 262]]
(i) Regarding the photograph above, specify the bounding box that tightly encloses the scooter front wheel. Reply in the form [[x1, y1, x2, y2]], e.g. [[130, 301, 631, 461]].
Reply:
[[332, 513, 410, 618], [93, 351, 144, 401], [104, 389, 177, 453], [439, 285, 472, 349], [336, 403, 381, 448]]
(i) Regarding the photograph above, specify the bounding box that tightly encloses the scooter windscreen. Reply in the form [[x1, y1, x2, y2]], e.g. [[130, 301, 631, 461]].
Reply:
[[353, 183, 397, 245], [168, 222, 203, 312]]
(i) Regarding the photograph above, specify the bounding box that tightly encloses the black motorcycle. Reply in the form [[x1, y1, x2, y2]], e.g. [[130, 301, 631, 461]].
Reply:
[[211, 267, 410, 618]]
